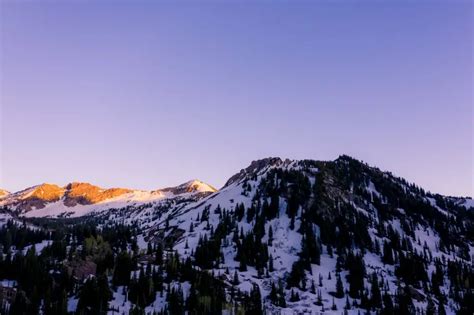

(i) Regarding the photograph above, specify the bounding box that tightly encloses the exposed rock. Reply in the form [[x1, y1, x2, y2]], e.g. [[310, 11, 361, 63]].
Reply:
[[0, 189, 9, 198], [63, 182, 132, 207]]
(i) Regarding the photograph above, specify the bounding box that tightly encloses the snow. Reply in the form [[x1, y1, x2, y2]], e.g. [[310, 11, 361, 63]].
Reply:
[[461, 198, 474, 209], [0, 212, 13, 227], [156, 167, 377, 314], [22, 240, 53, 255], [109, 286, 133, 314], [0, 280, 17, 288], [136, 234, 148, 250], [68, 297, 78, 313], [182, 179, 217, 193], [20, 191, 166, 218], [366, 180, 381, 199], [426, 197, 449, 216]]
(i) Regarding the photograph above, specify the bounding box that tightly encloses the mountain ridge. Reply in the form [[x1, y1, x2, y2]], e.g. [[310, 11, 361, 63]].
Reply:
[[0, 155, 473, 314], [0, 179, 216, 217], [1, 156, 472, 217]]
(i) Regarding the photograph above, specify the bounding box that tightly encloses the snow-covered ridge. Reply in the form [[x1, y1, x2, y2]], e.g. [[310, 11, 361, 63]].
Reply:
[[0, 179, 216, 218], [2, 156, 472, 314]]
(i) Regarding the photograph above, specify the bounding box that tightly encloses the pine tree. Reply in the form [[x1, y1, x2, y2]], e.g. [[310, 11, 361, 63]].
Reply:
[[383, 241, 394, 265], [155, 244, 164, 265], [331, 297, 337, 310], [268, 254, 274, 272], [268, 226, 273, 246], [335, 273, 345, 298], [345, 296, 351, 310], [239, 253, 248, 272], [147, 242, 153, 255], [327, 244, 333, 257], [370, 272, 382, 308], [316, 290, 323, 306], [287, 260, 305, 289], [347, 253, 365, 299], [290, 289, 300, 302], [382, 292, 393, 315], [113, 251, 133, 286], [233, 270, 239, 285], [247, 285, 263, 315], [167, 286, 184, 315], [269, 283, 279, 306]]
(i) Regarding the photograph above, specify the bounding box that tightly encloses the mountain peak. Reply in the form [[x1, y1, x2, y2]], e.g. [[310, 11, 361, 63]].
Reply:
[[27, 183, 65, 201], [224, 157, 284, 187], [183, 179, 217, 193], [161, 179, 217, 195]]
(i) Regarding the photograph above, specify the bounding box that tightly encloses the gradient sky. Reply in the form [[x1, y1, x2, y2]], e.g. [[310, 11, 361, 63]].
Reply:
[[0, 1, 472, 196]]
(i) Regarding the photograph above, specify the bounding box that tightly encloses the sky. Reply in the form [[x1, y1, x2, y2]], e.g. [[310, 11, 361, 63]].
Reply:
[[0, 1, 472, 197]]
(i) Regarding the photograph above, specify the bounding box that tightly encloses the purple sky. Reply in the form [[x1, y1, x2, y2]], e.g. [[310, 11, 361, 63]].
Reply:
[[0, 1, 472, 196]]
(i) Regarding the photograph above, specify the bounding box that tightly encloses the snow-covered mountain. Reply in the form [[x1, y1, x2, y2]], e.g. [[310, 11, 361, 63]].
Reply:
[[42, 155, 469, 314], [145, 157, 473, 314], [0, 180, 216, 218], [1, 156, 472, 314]]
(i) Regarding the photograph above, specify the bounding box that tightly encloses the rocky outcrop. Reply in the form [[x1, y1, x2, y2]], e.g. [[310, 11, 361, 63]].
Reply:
[[63, 182, 132, 207], [0, 189, 9, 198]]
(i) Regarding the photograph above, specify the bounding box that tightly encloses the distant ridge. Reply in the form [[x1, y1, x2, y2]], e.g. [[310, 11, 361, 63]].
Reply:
[[0, 179, 216, 216]]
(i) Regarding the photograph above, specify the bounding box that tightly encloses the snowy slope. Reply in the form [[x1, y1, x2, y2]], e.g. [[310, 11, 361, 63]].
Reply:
[[460, 198, 474, 210], [110, 157, 471, 315], [3, 156, 472, 314]]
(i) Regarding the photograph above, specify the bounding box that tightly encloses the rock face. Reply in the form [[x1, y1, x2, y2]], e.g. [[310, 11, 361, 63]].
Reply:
[[0, 183, 132, 212], [63, 182, 132, 207], [11, 184, 65, 212]]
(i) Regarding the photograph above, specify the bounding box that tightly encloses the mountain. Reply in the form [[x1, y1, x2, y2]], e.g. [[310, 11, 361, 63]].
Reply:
[[0, 156, 473, 315], [0, 180, 216, 218], [0, 189, 9, 198], [49, 155, 470, 314]]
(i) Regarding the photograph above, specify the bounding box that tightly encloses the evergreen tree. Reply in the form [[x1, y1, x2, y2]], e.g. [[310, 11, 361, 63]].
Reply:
[[113, 251, 133, 286], [233, 270, 239, 285], [167, 286, 184, 315], [335, 273, 345, 298], [246, 285, 263, 315], [370, 273, 382, 308], [287, 260, 305, 289]]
